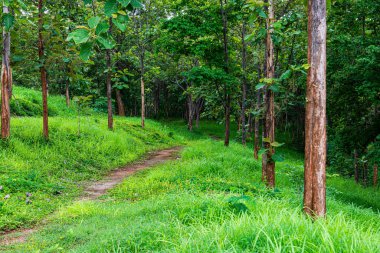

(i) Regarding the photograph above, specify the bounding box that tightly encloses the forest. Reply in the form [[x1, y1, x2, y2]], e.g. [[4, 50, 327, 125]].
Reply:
[[0, 0, 379, 252]]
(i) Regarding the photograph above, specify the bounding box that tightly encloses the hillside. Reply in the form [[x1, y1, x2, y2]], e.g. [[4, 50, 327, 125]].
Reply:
[[0, 88, 379, 252]]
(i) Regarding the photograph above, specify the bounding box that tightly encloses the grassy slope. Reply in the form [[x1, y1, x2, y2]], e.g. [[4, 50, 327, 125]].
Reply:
[[0, 87, 185, 231], [1, 88, 380, 252]]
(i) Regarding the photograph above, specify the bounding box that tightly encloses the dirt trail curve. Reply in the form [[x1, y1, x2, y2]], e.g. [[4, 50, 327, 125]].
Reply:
[[0, 146, 182, 247]]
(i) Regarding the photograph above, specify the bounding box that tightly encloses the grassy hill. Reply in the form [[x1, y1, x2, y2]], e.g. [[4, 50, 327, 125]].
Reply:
[[1, 88, 379, 252]]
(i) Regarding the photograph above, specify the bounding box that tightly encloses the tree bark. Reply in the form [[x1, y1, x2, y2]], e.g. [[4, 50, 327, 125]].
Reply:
[[65, 71, 70, 107], [220, 0, 230, 147], [304, 0, 327, 217], [241, 21, 248, 146], [140, 52, 145, 128], [254, 64, 262, 160], [262, 0, 275, 188], [374, 164, 378, 187], [1, 4, 11, 139], [187, 94, 193, 131], [115, 89, 125, 116], [1, 5, 11, 136], [38, 0, 49, 139], [354, 149, 359, 183], [106, 18, 113, 130]]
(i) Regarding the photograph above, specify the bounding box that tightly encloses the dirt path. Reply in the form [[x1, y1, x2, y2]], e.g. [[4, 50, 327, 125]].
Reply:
[[0, 146, 182, 247]]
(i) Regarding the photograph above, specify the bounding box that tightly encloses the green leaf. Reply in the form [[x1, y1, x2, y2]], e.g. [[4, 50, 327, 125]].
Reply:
[[95, 21, 110, 35], [258, 9, 267, 19], [279, 70, 291, 80], [302, 63, 310, 70], [83, 0, 92, 4], [117, 0, 131, 7], [104, 0, 118, 17], [80, 42, 93, 61], [268, 84, 279, 92], [2, 13, 14, 31], [270, 141, 285, 147], [130, 0, 143, 8], [112, 17, 127, 32], [258, 148, 268, 156], [245, 33, 255, 42], [255, 83, 265, 90], [262, 137, 271, 143], [88, 16, 101, 29], [272, 153, 285, 162], [67, 29, 90, 44], [96, 35, 116, 49]]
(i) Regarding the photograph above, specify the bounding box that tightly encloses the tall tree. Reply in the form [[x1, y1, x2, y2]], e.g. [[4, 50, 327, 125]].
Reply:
[[241, 21, 248, 146], [220, 0, 231, 147], [1, 2, 12, 139], [262, 0, 275, 188], [38, 0, 49, 139], [303, 0, 327, 217], [106, 18, 113, 130]]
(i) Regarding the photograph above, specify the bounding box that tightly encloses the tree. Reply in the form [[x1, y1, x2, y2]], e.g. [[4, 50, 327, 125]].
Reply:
[[303, 0, 327, 217], [262, 0, 276, 188], [220, 0, 231, 147], [1, 2, 12, 139], [38, 0, 49, 139], [67, 0, 141, 129], [240, 20, 248, 146], [106, 18, 113, 130]]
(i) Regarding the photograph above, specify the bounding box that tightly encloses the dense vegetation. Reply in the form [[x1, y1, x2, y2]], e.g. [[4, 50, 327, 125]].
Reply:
[[0, 0, 379, 251]]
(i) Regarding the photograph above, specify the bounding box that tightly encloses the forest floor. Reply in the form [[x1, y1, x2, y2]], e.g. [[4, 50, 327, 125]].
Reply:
[[1, 88, 380, 252]]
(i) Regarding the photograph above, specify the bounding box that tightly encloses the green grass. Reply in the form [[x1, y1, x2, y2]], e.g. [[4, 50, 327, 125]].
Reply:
[[1, 88, 379, 252], [10, 86, 78, 117], [4, 140, 379, 252]]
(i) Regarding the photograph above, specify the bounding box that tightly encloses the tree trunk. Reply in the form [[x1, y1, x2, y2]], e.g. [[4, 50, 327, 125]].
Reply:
[[220, 0, 230, 147], [363, 162, 368, 186], [106, 18, 113, 130], [115, 89, 125, 116], [354, 149, 359, 183], [262, 0, 275, 188], [65, 77, 70, 107], [39, 0, 49, 139], [374, 164, 378, 187], [187, 94, 193, 131], [241, 21, 247, 146], [196, 104, 201, 128], [154, 82, 160, 118], [254, 64, 262, 160], [254, 89, 261, 160], [140, 52, 145, 128], [303, 0, 327, 217], [140, 76, 145, 128], [1, 4, 11, 139]]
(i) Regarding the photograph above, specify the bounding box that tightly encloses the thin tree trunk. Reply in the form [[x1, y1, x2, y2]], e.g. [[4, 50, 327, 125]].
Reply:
[[140, 52, 145, 128], [65, 75, 70, 107], [39, 0, 49, 139], [374, 164, 378, 187], [106, 18, 113, 130], [303, 0, 327, 217], [220, 0, 230, 147], [363, 162, 368, 186], [1, 4, 11, 139], [241, 21, 247, 146], [354, 149, 359, 183], [115, 89, 125, 116], [140, 76, 145, 128], [187, 94, 193, 131], [262, 0, 275, 188], [254, 64, 262, 160]]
